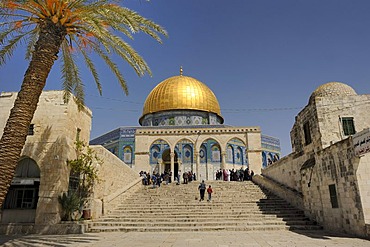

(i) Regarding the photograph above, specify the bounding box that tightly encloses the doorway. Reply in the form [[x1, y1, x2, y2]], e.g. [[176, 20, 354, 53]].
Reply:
[[162, 149, 178, 181]]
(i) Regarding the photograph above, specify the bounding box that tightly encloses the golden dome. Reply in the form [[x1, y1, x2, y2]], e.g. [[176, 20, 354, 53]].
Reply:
[[141, 75, 222, 119], [309, 81, 357, 103]]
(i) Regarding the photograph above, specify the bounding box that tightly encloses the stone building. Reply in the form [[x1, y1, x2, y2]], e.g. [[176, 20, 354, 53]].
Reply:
[[0, 91, 91, 225], [90, 70, 281, 180], [257, 82, 370, 237], [0, 91, 138, 233]]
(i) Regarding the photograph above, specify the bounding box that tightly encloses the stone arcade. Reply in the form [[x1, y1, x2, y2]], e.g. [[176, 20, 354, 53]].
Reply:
[[90, 70, 281, 181]]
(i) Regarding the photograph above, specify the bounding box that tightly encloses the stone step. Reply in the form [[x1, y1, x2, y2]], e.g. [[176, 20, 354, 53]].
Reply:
[[97, 215, 310, 222], [110, 208, 304, 214], [87, 181, 321, 233], [123, 199, 284, 204], [105, 212, 307, 220], [115, 202, 295, 208], [88, 224, 323, 233], [90, 220, 318, 228]]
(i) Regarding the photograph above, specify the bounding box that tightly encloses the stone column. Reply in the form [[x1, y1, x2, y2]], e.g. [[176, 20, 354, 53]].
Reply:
[[195, 152, 200, 180], [158, 161, 162, 174], [245, 132, 262, 174], [170, 152, 175, 181], [221, 151, 226, 170]]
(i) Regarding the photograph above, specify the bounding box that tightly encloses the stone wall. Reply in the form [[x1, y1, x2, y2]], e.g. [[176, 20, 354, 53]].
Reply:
[[262, 137, 370, 237], [261, 153, 305, 193], [89, 145, 141, 219], [357, 153, 370, 224], [315, 95, 370, 149], [252, 175, 304, 211]]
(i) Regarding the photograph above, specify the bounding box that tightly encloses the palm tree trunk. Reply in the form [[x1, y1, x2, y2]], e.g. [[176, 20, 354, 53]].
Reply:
[[0, 20, 66, 208]]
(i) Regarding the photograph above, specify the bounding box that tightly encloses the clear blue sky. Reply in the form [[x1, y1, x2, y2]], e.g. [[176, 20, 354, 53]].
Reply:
[[1, 0, 370, 156]]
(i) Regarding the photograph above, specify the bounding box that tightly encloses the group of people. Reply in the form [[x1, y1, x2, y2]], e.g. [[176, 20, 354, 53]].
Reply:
[[139, 170, 172, 188], [215, 168, 254, 181], [180, 170, 196, 184], [139, 170, 198, 188], [140, 167, 254, 188]]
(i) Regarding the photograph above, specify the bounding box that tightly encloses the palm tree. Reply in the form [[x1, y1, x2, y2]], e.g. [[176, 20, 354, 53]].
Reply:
[[0, 0, 167, 207]]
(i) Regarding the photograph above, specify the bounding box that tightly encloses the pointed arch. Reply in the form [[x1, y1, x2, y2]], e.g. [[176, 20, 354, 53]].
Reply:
[[225, 137, 246, 146], [199, 144, 207, 164], [175, 138, 193, 162], [227, 144, 234, 163], [123, 145, 133, 164], [226, 138, 247, 166], [149, 139, 170, 164], [236, 146, 243, 165]]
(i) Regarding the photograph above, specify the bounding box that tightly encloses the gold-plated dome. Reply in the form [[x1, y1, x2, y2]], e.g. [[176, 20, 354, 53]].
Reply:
[[309, 81, 357, 103], [142, 75, 222, 118]]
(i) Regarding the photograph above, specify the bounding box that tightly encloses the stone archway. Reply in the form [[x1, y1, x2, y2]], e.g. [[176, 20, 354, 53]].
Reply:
[[2, 157, 40, 223], [162, 149, 178, 182]]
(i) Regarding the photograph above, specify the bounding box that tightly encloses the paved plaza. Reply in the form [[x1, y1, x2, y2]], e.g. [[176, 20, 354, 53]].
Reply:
[[0, 230, 369, 247]]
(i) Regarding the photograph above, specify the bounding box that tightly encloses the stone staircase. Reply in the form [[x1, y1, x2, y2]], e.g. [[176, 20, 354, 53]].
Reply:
[[87, 180, 322, 232]]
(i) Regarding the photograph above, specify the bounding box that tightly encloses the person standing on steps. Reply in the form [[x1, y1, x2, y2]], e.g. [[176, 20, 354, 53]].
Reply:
[[207, 185, 213, 202], [177, 170, 181, 185], [198, 180, 206, 201]]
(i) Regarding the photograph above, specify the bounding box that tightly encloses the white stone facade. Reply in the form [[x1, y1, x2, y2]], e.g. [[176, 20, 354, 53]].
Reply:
[[261, 82, 370, 237], [134, 126, 262, 180]]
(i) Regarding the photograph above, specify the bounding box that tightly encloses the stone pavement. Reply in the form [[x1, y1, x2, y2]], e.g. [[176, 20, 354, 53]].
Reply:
[[0, 230, 369, 247]]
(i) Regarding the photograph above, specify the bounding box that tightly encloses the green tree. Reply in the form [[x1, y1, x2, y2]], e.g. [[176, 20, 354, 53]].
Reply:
[[0, 0, 167, 207], [67, 140, 100, 206], [58, 140, 100, 221]]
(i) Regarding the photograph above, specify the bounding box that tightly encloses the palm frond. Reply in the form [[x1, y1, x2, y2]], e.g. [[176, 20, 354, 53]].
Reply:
[[73, 35, 102, 95], [93, 44, 128, 95], [61, 39, 85, 108], [25, 28, 38, 60], [0, 31, 29, 65], [1, 0, 167, 102], [115, 6, 168, 38], [94, 28, 151, 77]]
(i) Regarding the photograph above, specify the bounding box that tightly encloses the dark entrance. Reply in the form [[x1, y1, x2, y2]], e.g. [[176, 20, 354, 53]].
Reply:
[[2, 157, 40, 223], [162, 149, 178, 182]]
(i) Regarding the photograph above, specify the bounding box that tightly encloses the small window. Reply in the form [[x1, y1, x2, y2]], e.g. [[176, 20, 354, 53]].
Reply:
[[342, 117, 355, 136], [303, 122, 312, 145], [68, 171, 80, 193], [329, 184, 339, 208], [4, 187, 39, 209], [76, 128, 81, 141], [28, 124, 34, 135]]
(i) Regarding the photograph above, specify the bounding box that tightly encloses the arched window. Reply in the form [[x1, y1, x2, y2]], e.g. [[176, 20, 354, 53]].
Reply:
[[211, 144, 221, 162], [182, 144, 193, 164], [199, 144, 207, 164], [150, 145, 161, 164], [14, 158, 40, 178], [236, 147, 243, 164], [123, 146, 133, 164], [4, 157, 40, 209], [227, 145, 234, 163]]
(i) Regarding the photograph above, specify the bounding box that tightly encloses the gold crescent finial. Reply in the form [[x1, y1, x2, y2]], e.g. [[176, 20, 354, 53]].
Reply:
[[180, 66, 183, 76]]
